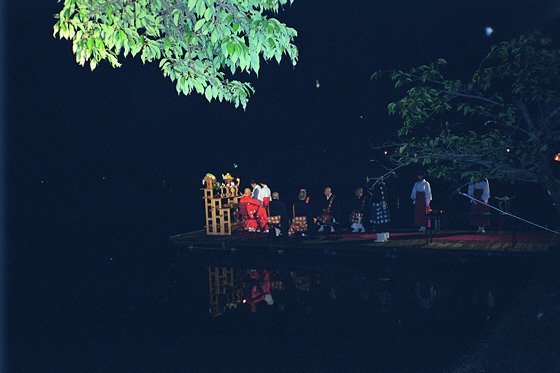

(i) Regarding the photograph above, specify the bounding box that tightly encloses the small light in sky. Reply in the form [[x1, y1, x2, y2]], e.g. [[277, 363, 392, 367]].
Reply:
[[555, 153, 560, 161], [360, 115, 363, 119], [485, 27, 493, 36], [315, 79, 320, 88], [233, 163, 238, 168], [506, 148, 511, 152], [384, 151, 388, 155]]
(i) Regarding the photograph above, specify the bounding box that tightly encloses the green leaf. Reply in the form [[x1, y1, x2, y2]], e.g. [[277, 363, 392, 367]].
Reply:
[[205, 85, 212, 101], [194, 19, 205, 32], [227, 41, 235, 57]]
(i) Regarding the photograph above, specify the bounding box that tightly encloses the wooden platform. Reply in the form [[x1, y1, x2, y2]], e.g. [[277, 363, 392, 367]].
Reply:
[[170, 229, 557, 258]]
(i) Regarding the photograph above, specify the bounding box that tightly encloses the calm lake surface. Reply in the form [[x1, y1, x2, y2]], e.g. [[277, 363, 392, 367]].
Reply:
[[8, 182, 548, 372]]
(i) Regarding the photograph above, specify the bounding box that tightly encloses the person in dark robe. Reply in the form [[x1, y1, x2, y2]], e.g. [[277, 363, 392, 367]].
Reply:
[[317, 186, 337, 232], [370, 177, 391, 242], [268, 192, 288, 236], [289, 189, 315, 237], [350, 187, 368, 233]]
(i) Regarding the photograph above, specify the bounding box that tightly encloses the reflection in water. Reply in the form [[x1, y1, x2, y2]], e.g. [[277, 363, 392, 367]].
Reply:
[[207, 263, 504, 322], [196, 255, 538, 372], [208, 267, 242, 316], [416, 279, 437, 311]]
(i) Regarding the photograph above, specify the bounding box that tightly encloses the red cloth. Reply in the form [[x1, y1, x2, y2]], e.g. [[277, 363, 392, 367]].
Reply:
[[263, 196, 271, 215], [470, 188, 490, 227], [239, 196, 268, 232], [414, 191, 431, 227]]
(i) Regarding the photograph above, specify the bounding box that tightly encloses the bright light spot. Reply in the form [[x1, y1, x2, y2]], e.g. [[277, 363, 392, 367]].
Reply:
[[555, 153, 560, 161], [315, 79, 320, 88], [233, 163, 238, 168], [506, 148, 511, 152], [40, 180, 44, 184], [384, 151, 388, 155], [243, 299, 246, 304], [485, 27, 493, 36]]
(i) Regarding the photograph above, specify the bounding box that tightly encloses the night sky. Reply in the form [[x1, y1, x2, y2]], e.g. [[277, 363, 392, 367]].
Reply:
[[7, 2, 560, 229]]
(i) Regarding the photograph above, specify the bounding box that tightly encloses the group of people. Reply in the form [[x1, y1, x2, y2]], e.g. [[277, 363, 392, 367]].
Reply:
[[236, 179, 393, 242], [410, 171, 491, 233], [236, 172, 491, 240]]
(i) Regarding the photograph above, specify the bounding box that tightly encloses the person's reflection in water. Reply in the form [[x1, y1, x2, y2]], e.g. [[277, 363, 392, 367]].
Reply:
[[376, 277, 393, 315], [245, 269, 273, 312], [472, 283, 495, 320], [416, 279, 437, 311]]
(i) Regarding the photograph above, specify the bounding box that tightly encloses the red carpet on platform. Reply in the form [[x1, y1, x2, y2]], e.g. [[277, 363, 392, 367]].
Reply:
[[338, 232, 551, 244], [339, 232, 423, 239], [432, 234, 552, 243]]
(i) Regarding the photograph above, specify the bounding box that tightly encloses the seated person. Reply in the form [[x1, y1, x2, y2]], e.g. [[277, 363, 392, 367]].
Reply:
[[268, 192, 288, 236], [289, 190, 314, 237], [350, 187, 368, 233], [239, 188, 268, 233], [317, 186, 337, 232]]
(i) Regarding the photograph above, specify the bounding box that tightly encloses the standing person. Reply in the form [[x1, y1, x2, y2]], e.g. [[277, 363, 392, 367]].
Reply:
[[350, 187, 368, 233], [411, 173, 432, 231], [370, 177, 390, 242], [468, 178, 490, 233], [268, 192, 288, 236], [260, 181, 271, 209], [250, 180, 262, 204], [317, 187, 337, 232]]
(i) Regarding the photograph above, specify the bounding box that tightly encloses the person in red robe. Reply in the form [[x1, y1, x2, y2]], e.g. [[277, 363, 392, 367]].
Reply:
[[246, 269, 273, 312], [411, 173, 432, 231], [239, 188, 268, 232]]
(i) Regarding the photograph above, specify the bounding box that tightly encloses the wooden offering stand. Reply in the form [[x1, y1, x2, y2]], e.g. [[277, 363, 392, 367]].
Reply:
[[202, 186, 241, 235]]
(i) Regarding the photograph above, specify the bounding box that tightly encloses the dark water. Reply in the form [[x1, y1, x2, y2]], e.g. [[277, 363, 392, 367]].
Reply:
[[8, 181, 547, 372]]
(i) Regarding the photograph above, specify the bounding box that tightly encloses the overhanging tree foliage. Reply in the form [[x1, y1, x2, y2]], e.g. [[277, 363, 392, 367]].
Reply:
[[372, 32, 560, 213], [54, 0, 298, 108]]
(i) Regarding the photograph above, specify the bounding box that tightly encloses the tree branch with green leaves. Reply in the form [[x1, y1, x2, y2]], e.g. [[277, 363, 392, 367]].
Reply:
[[372, 32, 560, 212], [54, 0, 298, 109]]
